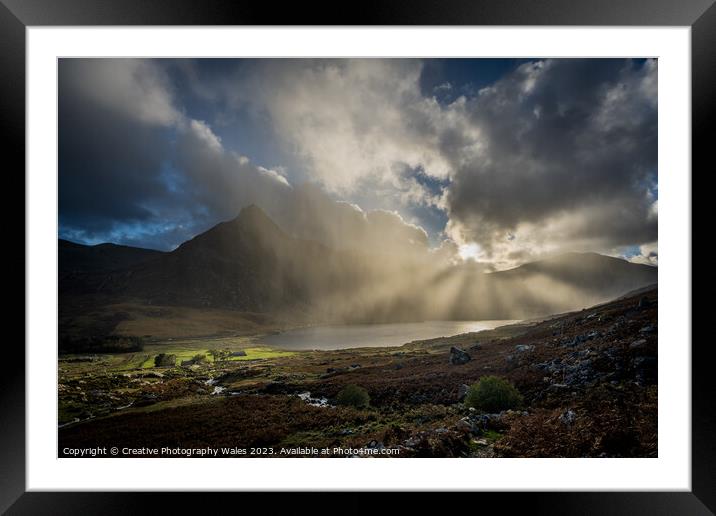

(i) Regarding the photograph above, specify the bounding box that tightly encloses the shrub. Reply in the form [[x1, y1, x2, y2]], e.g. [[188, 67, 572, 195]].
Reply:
[[181, 353, 207, 366], [465, 376, 523, 412], [336, 384, 370, 408], [154, 353, 177, 367], [208, 349, 231, 362]]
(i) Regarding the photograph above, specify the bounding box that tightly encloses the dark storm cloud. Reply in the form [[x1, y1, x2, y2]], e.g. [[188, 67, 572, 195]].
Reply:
[[59, 58, 657, 266], [58, 59, 443, 256], [58, 59, 195, 248], [442, 59, 657, 262], [58, 59, 293, 250]]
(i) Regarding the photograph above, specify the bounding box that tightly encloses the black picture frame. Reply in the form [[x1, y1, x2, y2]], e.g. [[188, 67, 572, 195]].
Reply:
[[2, 0, 711, 513]]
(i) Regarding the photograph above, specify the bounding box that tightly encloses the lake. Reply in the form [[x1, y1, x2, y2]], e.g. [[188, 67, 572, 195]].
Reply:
[[257, 320, 519, 351]]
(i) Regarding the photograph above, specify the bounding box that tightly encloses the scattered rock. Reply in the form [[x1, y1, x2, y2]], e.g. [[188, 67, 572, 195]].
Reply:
[[639, 325, 656, 334], [457, 384, 470, 401], [230, 350, 247, 357], [296, 391, 329, 407], [629, 339, 648, 350], [515, 344, 535, 353], [455, 416, 487, 436], [449, 346, 471, 365], [547, 383, 570, 391], [455, 418, 474, 433], [563, 331, 600, 347], [562, 335, 585, 347], [559, 409, 576, 426], [638, 296, 651, 309]]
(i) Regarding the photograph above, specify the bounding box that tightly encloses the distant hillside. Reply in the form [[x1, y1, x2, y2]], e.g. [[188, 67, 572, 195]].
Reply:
[[99, 205, 342, 313], [59, 206, 657, 330], [59, 239, 163, 275], [442, 252, 657, 319]]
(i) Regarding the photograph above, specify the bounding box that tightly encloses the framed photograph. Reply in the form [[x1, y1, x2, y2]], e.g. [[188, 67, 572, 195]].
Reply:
[[4, 0, 711, 512]]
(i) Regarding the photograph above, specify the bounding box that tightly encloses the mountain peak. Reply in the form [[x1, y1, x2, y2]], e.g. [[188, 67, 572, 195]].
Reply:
[[238, 203, 264, 217], [223, 204, 287, 242], [235, 204, 281, 230]]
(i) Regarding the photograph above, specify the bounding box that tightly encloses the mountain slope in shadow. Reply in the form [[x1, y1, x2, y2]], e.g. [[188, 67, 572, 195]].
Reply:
[[59, 205, 657, 324]]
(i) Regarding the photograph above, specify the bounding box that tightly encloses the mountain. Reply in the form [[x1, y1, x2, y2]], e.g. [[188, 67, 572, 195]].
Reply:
[[78, 205, 383, 316], [444, 252, 658, 319], [59, 206, 658, 326], [59, 239, 164, 275]]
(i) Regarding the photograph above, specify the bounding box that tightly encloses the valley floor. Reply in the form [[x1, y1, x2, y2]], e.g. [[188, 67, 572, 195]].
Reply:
[[58, 288, 657, 458]]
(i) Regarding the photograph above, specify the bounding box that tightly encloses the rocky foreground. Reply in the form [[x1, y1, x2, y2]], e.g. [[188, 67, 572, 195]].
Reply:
[[58, 288, 657, 458]]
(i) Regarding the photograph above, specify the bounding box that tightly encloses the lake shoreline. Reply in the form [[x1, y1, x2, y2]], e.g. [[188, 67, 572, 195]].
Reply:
[[256, 319, 521, 351]]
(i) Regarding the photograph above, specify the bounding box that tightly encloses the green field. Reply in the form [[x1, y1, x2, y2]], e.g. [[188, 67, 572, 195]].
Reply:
[[59, 335, 297, 377]]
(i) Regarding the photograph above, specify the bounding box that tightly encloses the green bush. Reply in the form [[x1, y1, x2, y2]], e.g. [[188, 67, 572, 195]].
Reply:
[[154, 353, 177, 367], [465, 376, 523, 412], [336, 384, 370, 408], [208, 349, 231, 362], [181, 353, 207, 366]]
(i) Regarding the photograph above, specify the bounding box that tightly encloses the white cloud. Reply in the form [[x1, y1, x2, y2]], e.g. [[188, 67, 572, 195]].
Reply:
[[188, 119, 223, 151], [628, 242, 658, 266], [61, 58, 658, 266], [245, 60, 455, 195], [443, 59, 658, 267]]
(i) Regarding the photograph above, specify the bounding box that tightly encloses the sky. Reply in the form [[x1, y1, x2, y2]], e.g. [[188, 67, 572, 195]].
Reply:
[[58, 58, 658, 270]]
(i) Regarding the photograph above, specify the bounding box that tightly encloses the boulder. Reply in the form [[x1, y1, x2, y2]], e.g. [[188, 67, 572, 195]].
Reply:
[[559, 409, 576, 426], [449, 346, 471, 365], [455, 417, 480, 435], [457, 383, 470, 401], [515, 344, 535, 353]]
